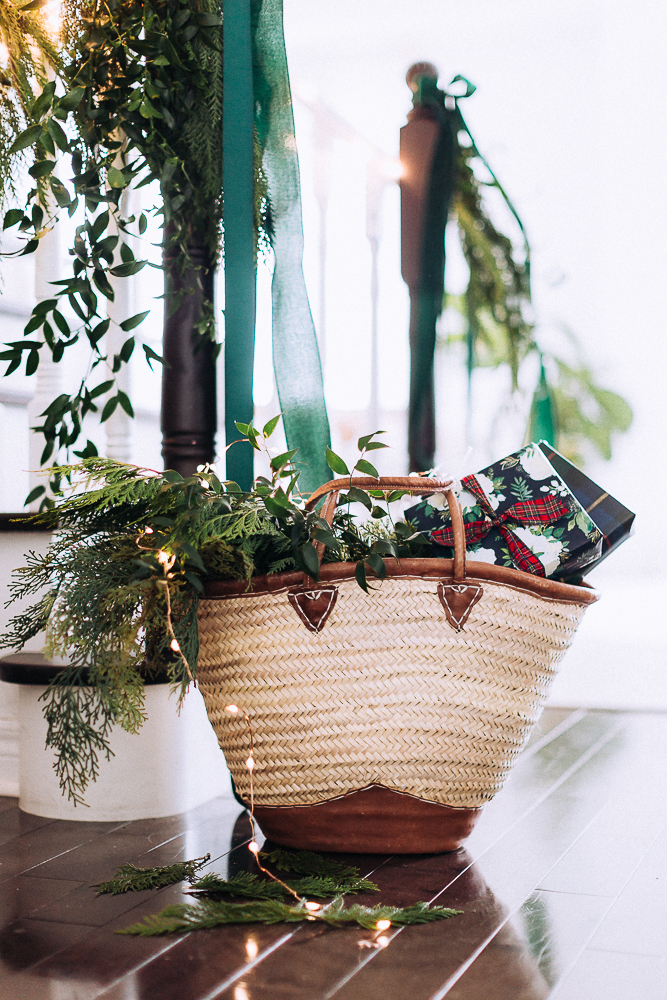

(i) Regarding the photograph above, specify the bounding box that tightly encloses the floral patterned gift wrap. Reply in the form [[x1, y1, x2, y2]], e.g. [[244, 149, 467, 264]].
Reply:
[[405, 443, 603, 580]]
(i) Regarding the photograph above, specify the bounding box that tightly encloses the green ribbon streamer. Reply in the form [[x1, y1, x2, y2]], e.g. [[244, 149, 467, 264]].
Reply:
[[252, 0, 331, 495], [223, 0, 256, 490], [528, 358, 557, 445]]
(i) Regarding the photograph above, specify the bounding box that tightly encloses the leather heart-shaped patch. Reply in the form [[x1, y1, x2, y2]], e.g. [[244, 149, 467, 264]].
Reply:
[[437, 582, 483, 632], [288, 586, 338, 634]]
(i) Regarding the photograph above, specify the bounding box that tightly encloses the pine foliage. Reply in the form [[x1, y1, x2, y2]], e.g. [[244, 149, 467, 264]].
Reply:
[[119, 896, 461, 936], [261, 848, 363, 880], [93, 855, 211, 896], [188, 868, 378, 901]]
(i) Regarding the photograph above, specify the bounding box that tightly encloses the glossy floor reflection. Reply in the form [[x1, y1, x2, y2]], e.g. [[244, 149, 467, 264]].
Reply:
[[0, 708, 665, 999]]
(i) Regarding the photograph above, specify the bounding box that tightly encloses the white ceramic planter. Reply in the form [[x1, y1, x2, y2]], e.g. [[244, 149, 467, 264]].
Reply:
[[19, 683, 233, 821]]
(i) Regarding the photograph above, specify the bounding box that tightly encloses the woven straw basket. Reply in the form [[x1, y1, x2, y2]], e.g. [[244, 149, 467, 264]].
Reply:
[[197, 477, 598, 853]]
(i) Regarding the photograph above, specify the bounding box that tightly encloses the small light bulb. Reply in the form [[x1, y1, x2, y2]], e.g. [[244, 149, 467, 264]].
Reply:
[[304, 901, 321, 911], [245, 937, 258, 960], [375, 919, 391, 931], [248, 841, 259, 854], [225, 704, 239, 713], [377, 935, 389, 947], [245, 756, 254, 771], [170, 639, 180, 652], [144, 526, 153, 534]]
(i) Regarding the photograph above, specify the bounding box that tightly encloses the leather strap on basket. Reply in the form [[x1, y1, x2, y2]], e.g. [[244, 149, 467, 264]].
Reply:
[[290, 477, 482, 632]]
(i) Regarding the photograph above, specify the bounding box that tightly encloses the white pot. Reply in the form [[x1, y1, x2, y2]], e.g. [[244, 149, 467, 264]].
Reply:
[[19, 683, 233, 821]]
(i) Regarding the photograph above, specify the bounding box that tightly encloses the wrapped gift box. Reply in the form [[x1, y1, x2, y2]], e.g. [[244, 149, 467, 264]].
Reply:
[[405, 442, 608, 580]]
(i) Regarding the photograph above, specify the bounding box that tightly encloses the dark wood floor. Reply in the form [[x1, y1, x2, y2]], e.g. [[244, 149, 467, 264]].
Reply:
[[0, 707, 666, 999]]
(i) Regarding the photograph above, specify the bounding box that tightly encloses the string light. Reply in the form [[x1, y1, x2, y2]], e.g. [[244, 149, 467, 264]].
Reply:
[[234, 986, 249, 1000], [131, 539, 194, 684], [245, 938, 258, 960], [376, 919, 391, 931], [144, 526, 154, 534], [229, 705, 324, 911], [377, 935, 389, 947]]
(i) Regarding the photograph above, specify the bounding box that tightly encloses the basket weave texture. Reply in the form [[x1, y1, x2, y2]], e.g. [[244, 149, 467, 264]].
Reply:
[[197, 571, 588, 809]]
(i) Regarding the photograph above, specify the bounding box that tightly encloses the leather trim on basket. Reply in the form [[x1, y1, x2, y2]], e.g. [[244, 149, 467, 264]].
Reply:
[[438, 582, 484, 631], [251, 783, 482, 854], [287, 586, 338, 633], [204, 558, 599, 606]]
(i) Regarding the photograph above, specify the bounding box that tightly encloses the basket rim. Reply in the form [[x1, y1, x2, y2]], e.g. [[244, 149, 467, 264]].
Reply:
[[203, 557, 599, 606]]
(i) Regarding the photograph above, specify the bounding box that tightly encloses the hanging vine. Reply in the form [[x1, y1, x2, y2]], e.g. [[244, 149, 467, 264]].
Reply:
[[439, 77, 632, 462]]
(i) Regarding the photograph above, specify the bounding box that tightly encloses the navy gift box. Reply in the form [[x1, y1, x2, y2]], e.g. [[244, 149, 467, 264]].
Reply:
[[404, 442, 634, 580]]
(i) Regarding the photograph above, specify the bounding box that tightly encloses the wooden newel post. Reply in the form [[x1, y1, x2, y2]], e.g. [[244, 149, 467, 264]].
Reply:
[[161, 236, 217, 476], [400, 62, 455, 473]]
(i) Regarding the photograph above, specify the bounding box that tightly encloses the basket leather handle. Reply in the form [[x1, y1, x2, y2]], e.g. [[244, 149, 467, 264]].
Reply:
[[304, 476, 467, 582]]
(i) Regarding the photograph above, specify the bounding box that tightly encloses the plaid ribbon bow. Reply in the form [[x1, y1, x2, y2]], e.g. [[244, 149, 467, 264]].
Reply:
[[432, 475, 569, 577]]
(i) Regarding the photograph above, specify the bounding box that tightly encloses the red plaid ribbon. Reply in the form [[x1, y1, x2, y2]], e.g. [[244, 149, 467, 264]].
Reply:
[[432, 474, 569, 577]]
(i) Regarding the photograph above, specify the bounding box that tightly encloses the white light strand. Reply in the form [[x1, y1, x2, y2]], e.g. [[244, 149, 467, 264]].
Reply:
[[224, 704, 328, 911]]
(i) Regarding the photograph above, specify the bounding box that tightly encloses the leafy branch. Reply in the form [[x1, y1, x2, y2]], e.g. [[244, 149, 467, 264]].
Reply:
[[119, 895, 461, 935], [92, 855, 211, 895]]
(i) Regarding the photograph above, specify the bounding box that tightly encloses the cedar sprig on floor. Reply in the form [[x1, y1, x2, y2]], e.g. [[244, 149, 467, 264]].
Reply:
[[118, 896, 461, 936], [187, 869, 379, 900], [92, 855, 211, 896], [260, 847, 362, 880]]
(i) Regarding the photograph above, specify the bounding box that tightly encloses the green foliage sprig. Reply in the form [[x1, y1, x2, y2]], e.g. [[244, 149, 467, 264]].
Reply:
[[92, 854, 211, 895], [0, 421, 430, 803], [119, 896, 460, 935], [537, 350, 633, 465], [188, 870, 379, 901]]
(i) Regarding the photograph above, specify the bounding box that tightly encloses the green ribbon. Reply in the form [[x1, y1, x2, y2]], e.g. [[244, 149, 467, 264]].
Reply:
[[252, 0, 331, 495], [222, 0, 256, 490], [528, 358, 557, 446]]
